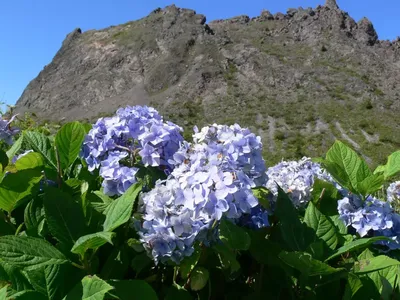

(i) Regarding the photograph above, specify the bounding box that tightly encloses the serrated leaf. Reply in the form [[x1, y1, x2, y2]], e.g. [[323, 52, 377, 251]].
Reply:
[[324, 140, 371, 194], [357, 173, 384, 196], [23, 131, 57, 170], [219, 218, 250, 251], [65, 275, 113, 300], [106, 280, 158, 300], [0, 261, 32, 291], [325, 236, 390, 262], [190, 267, 209, 291], [87, 191, 112, 214], [304, 202, 339, 250], [15, 153, 44, 171], [103, 183, 142, 232], [0, 169, 42, 212], [279, 251, 346, 277], [71, 232, 114, 256], [358, 248, 374, 260], [55, 122, 85, 171], [382, 151, 400, 179], [345, 273, 363, 298], [0, 236, 68, 270], [43, 187, 88, 248]]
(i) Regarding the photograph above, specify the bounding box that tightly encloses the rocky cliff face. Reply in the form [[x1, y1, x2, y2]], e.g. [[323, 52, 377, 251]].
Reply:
[[15, 0, 400, 164]]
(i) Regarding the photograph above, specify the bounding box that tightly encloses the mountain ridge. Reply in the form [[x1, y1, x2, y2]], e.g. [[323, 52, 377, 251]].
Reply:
[[14, 0, 400, 165]]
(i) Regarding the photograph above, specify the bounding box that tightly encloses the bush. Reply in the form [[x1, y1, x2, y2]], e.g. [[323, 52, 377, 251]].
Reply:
[[0, 106, 400, 299]]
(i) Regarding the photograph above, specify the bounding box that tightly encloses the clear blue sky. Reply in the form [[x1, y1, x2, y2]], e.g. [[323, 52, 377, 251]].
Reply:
[[0, 0, 398, 107]]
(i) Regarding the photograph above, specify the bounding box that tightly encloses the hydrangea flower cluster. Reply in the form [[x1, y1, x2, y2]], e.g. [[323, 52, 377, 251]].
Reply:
[[138, 124, 268, 263], [265, 157, 335, 207], [387, 181, 400, 203], [81, 106, 183, 196], [0, 115, 19, 145]]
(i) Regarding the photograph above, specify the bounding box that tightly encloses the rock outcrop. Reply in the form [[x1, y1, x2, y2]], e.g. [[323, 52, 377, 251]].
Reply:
[[14, 1, 400, 164]]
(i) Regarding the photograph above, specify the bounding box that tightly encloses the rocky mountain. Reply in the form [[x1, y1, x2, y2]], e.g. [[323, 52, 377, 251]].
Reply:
[[14, 0, 400, 165]]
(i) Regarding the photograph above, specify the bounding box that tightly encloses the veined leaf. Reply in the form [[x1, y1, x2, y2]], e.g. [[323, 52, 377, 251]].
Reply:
[[6, 135, 23, 160], [15, 152, 44, 171], [71, 232, 115, 256], [24, 196, 45, 237], [43, 187, 88, 248], [23, 131, 57, 170], [190, 267, 209, 291], [0, 236, 68, 270], [279, 251, 346, 277], [55, 122, 85, 171], [304, 202, 339, 250], [356, 173, 384, 196], [354, 255, 400, 274], [65, 275, 113, 300], [0, 169, 42, 212], [103, 183, 142, 232], [325, 236, 390, 262], [219, 218, 250, 251], [374, 151, 400, 179]]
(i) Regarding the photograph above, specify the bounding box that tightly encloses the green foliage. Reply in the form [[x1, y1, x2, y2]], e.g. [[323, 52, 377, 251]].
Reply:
[[1, 117, 400, 299]]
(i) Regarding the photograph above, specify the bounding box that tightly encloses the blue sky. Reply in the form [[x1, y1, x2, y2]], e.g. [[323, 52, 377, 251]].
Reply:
[[0, 0, 398, 107]]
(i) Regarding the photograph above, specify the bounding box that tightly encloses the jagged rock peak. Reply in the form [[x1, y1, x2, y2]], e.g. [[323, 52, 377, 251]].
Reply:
[[325, 0, 339, 9]]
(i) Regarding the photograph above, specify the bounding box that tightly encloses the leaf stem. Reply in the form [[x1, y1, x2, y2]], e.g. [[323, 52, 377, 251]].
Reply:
[[71, 262, 85, 270]]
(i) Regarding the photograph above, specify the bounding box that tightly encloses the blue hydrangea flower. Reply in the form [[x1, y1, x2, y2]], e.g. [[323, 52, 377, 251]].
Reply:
[[265, 157, 336, 208], [138, 123, 269, 263], [81, 106, 183, 196], [387, 181, 400, 203], [0, 115, 19, 145]]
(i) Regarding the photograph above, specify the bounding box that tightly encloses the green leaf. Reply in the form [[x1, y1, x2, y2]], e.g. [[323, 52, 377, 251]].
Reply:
[[23, 264, 73, 300], [0, 261, 32, 291], [251, 186, 270, 210], [356, 173, 384, 196], [279, 251, 346, 277], [0, 169, 42, 212], [274, 187, 311, 251], [6, 135, 23, 160], [165, 284, 192, 300], [179, 245, 201, 279], [131, 253, 152, 276], [354, 255, 400, 274], [103, 183, 142, 232], [0, 286, 6, 300], [311, 179, 340, 216], [324, 140, 371, 193], [213, 243, 240, 274], [55, 122, 85, 171], [0, 236, 68, 270], [0, 150, 8, 172], [190, 267, 209, 291], [345, 273, 363, 299], [65, 275, 114, 300], [381, 151, 400, 179], [15, 153, 44, 171], [24, 196, 45, 237], [9, 290, 47, 300], [87, 191, 112, 214], [107, 280, 158, 300], [304, 202, 339, 250], [100, 246, 131, 280], [23, 131, 57, 170], [325, 237, 390, 262], [358, 248, 374, 260], [71, 232, 114, 256], [219, 218, 250, 251], [43, 187, 88, 248], [0, 212, 14, 235]]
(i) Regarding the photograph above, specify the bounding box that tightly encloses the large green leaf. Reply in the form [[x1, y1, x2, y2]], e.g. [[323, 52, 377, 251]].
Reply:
[[66, 275, 113, 300], [8, 290, 47, 300], [375, 151, 400, 179], [15, 152, 44, 171], [344, 273, 363, 299], [325, 237, 390, 262], [23, 131, 57, 170], [219, 218, 250, 251], [0, 236, 68, 270], [0, 169, 42, 212], [179, 245, 201, 279], [304, 202, 339, 250], [354, 255, 400, 274], [279, 251, 346, 277], [0, 261, 32, 292], [274, 187, 312, 251], [190, 267, 209, 291], [55, 122, 85, 171], [107, 280, 158, 300], [356, 173, 384, 196], [103, 183, 142, 232], [71, 232, 114, 256], [43, 187, 88, 248], [0, 286, 6, 300], [311, 179, 340, 216], [324, 141, 371, 193]]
